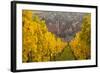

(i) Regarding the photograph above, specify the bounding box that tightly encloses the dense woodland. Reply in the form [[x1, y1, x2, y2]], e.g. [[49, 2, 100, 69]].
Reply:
[[22, 10, 91, 62]]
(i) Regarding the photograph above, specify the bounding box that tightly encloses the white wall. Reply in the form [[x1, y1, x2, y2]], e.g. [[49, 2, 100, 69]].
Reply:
[[0, 0, 99, 73]]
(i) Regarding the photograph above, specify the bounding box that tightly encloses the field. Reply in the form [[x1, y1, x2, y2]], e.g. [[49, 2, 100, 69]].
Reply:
[[22, 10, 91, 63]]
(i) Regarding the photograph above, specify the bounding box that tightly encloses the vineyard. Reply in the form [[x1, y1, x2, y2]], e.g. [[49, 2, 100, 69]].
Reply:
[[22, 10, 91, 63]]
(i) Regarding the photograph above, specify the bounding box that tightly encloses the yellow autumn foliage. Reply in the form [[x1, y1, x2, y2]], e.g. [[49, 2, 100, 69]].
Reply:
[[22, 10, 67, 62], [70, 14, 91, 60]]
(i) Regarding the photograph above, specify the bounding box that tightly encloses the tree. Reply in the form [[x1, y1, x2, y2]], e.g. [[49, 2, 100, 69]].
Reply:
[[22, 10, 67, 62], [70, 13, 91, 60]]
